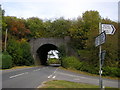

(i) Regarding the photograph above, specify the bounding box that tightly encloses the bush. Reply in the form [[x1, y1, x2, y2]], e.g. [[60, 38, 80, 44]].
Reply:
[[58, 45, 66, 59], [7, 39, 34, 66], [47, 58, 61, 64], [102, 66, 120, 77], [77, 61, 98, 74], [1, 52, 13, 69], [62, 56, 81, 70], [20, 41, 34, 66]]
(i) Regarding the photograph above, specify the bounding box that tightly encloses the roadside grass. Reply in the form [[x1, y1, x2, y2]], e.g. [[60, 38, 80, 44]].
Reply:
[[59, 67, 119, 80], [1, 65, 41, 70], [40, 80, 118, 89], [40, 80, 99, 88]]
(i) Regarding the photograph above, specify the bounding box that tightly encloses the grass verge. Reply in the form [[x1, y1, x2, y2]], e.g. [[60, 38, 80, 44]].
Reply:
[[1, 65, 41, 70], [39, 80, 118, 89], [59, 67, 119, 80]]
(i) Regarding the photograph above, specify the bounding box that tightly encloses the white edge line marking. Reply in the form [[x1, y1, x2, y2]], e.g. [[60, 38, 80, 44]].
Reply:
[[33, 69, 41, 72], [56, 72, 87, 79], [9, 72, 28, 79]]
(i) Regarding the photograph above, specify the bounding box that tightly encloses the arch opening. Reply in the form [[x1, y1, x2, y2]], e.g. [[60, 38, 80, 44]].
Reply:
[[37, 44, 59, 65]]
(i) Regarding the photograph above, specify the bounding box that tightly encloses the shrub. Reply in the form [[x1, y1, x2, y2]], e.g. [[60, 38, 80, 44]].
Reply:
[[1, 52, 13, 69], [58, 45, 66, 59], [7, 39, 22, 66], [20, 41, 34, 66], [7, 39, 34, 66], [47, 58, 61, 64], [62, 56, 81, 70], [79, 62, 99, 74], [102, 66, 120, 77]]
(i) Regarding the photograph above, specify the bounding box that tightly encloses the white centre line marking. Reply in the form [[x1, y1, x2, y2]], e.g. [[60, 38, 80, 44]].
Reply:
[[48, 75, 52, 78], [48, 67, 59, 79], [52, 76, 56, 79], [9, 72, 28, 79]]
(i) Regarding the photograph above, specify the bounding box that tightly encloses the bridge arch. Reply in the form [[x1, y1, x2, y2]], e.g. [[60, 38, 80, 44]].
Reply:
[[37, 44, 58, 65], [29, 37, 70, 65]]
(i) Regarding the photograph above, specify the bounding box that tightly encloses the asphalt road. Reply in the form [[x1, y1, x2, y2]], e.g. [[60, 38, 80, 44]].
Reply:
[[2, 66, 119, 88]]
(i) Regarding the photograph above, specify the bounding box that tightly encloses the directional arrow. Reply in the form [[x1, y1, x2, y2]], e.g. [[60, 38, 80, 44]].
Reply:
[[101, 24, 116, 35]]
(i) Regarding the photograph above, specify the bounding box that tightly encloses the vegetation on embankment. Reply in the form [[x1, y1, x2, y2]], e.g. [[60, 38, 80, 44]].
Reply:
[[61, 56, 120, 78], [59, 67, 119, 80]]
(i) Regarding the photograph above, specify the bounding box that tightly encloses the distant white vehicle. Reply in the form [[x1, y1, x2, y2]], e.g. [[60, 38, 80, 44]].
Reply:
[[47, 50, 59, 60]]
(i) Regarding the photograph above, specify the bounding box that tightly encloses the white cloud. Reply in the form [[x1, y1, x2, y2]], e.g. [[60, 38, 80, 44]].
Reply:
[[1, 0, 118, 21]]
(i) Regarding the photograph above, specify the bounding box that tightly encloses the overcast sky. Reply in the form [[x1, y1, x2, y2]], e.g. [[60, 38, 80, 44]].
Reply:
[[1, 0, 119, 21]]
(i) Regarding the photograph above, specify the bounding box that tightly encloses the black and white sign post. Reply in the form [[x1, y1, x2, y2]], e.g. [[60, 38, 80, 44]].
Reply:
[[95, 23, 106, 89], [95, 23, 116, 89], [99, 23, 103, 89]]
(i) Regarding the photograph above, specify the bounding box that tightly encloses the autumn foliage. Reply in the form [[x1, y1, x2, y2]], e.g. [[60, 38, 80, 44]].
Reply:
[[4, 16, 31, 39]]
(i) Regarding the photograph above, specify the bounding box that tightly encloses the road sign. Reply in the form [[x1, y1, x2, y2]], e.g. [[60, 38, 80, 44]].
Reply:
[[101, 24, 116, 35], [95, 31, 106, 47]]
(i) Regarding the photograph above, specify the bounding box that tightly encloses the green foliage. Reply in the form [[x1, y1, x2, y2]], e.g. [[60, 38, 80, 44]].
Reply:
[[61, 56, 119, 77], [7, 39, 34, 66], [1, 52, 13, 69], [49, 17, 71, 37], [58, 45, 66, 59], [7, 39, 22, 65], [82, 10, 101, 30], [102, 66, 120, 77], [20, 41, 34, 66], [62, 56, 81, 70], [61, 56, 99, 74], [47, 58, 61, 64], [79, 62, 99, 74], [26, 17, 45, 38]]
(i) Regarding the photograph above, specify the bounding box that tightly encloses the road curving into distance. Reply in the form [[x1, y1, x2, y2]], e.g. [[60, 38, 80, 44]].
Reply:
[[2, 66, 119, 88]]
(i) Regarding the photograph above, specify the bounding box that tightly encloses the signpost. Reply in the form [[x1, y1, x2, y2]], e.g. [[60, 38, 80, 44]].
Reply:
[[95, 31, 106, 47], [101, 24, 116, 35], [101, 50, 106, 66], [95, 23, 116, 89]]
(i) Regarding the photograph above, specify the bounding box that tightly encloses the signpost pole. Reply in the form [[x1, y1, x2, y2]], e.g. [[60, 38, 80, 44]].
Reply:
[[99, 23, 103, 89], [96, 23, 116, 89]]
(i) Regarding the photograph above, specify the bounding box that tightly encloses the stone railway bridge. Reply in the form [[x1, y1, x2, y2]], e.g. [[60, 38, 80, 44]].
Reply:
[[29, 36, 75, 65]]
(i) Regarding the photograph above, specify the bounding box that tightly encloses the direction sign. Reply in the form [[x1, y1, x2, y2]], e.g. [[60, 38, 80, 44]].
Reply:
[[101, 24, 116, 35], [95, 31, 106, 47]]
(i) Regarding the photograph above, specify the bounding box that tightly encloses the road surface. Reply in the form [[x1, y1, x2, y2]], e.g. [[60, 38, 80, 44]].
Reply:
[[2, 66, 119, 88]]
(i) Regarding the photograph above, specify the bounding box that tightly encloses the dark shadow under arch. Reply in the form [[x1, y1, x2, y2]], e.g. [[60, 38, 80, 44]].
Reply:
[[37, 44, 58, 65]]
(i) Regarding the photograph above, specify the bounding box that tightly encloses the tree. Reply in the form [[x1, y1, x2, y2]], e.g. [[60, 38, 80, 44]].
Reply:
[[76, 11, 101, 66], [68, 17, 88, 49], [82, 10, 101, 31], [49, 17, 71, 37], [4, 16, 31, 39], [26, 17, 45, 38]]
